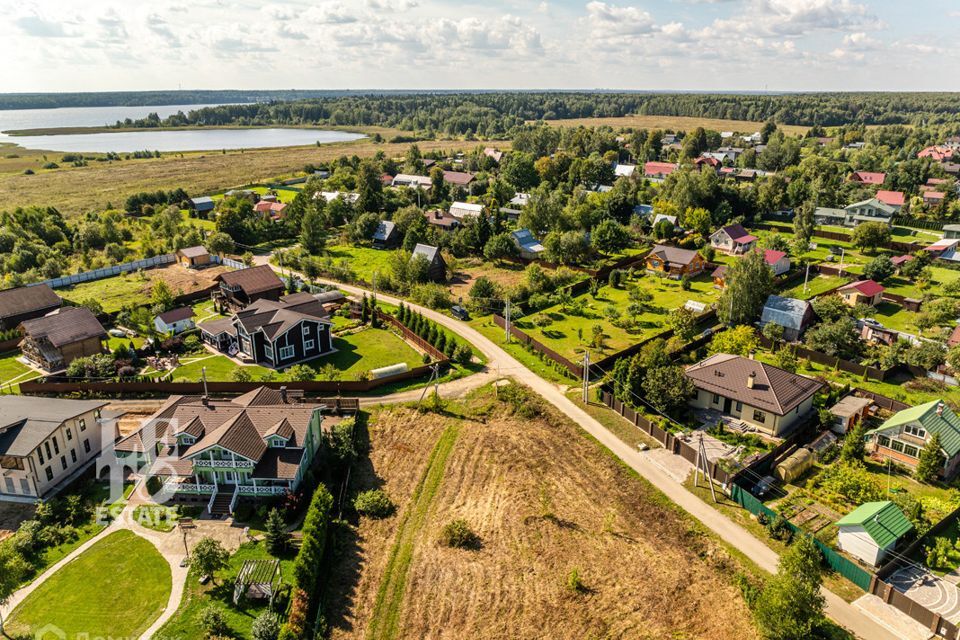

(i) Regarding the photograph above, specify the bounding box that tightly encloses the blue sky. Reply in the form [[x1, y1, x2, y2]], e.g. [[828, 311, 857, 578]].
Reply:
[[1, 0, 958, 92]]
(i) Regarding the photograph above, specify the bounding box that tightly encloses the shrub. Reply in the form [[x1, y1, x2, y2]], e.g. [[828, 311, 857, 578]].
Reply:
[[766, 514, 794, 543], [454, 344, 473, 365], [200, 606, 230, 637], [566, 568, 585, 592], [353, 489, 394, 518], [252, 612, 280, 640], [440, 519, 478, 548]]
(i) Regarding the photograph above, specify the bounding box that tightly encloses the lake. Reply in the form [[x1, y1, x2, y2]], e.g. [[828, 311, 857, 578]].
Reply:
[[0, 103, 365, 152]]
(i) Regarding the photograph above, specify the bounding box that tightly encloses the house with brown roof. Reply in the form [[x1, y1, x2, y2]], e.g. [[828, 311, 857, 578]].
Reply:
[[411, 244, 447, 282], [154, 307, 196, 335], [20, 307, 107, 372], [215, 265, 285, 310], [0, 396, 113, 502], [685, 354, 824, 437], [0, 284, 62, 331], [176, 246, 211, 268], [645, 245, 706, 279], [710, 224, 758, 254], [113, 387, 341, 514], [423, 209, 461, 232], [442, 171, 475, 190], [848, 171, 886, 185], [199, 292, 334, 368]]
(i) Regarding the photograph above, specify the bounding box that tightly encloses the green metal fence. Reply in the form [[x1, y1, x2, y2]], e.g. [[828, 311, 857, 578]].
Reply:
[[729, 484, 873, 591]]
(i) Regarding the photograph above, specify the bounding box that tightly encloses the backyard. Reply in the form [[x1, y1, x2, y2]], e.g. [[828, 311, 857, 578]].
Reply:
[[158, 540, 292, 640], [4, 529, 172, 639], [0, 351, 41, 392], [324, 243, 398, 285], [58, 264, 230, 313], [511, 273, 719, 360]]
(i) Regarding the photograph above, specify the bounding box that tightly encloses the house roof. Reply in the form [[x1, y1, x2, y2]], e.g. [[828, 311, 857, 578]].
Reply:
[[716, 224, 754, 243], [764, 249, 788, 265], [891, 255, 914, 266], [835, 501, 913, 548], [449, 202, 484, 218], [216, 265, 284, 296], [614, 163, 636, 177], [845, 198, 896, 216], [684, 353, 823, 416], [198, 316, 234, 337], [412, 243, 440, 264], [157, 307, 195, 325], [876, 190, 906, 207], [647, 245, 700, 268], [644, 161, 678, 176], [232, 295, 332, 340], [839, 279, 885, 297], [761, 295, 811, 331], [511, 228, 543, 250], [0, 396, 108, 457], [372, 220, 396, 242], [20, 306, 106, 347], [830, 395, 874, 418], [949, 325, 960, 348], [423, 209, 460, 229], [177, 246, 209, 259], [850, 171, 886, 185], [392, 173, 431, 187], [442, 170, 475, 186], [0, 284, 61, 320], [253, 447, 305, 480], [711, 265, 727, 279], [869, 399, 960, 458]]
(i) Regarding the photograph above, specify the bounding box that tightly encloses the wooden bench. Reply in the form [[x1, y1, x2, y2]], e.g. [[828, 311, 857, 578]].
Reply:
[[178, 517, 196, 529]]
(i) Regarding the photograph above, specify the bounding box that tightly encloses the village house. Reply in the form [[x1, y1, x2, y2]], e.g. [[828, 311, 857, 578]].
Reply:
[[711, 250, 791, 289], [922, 190, 946, 207], [836, 501, 913, 567], [0, 284, 62, 331], [483, 147, 503, 163], [423, 209, 461, 233], [759, 295, 814, 341], [644, 161, 678, 180], [442, 170, 475, 191], [254, 201, 288, 219], [868, 399, 960, 479], [154, 307, 196, 335], [814, 198, 897, 227], [685, 354, 824, 437], [614, 163, 636, 178], [891, 254, 915, 271], [828, 395, 874, 435], [372, 221, 399, 249], [449, 201, 484, 220], [214, 265, 285, 310], [20, 307, 107, 372], [199, 292, 334, 368], [189, 197, 215, 214], [876, 190, 906, 210], [645, 245, 706, 279], [918, 146, 959, 162], [0, 396, 115, 502], [391, 174, 432, 189], [112, 387, 338, 515], [176, 246, 211, 268], [411, 244, 447, 282], [511, 229, 545, 260], [848, 171, 886, 185], [838, 280, 885, 307], [710, 224, 758, 254]]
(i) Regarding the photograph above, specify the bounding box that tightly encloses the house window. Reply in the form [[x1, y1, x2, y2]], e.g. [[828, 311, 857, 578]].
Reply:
[[70, 450, 77, 463], [66, 428, 73, 441], [94, 409, 101, 419], [45, 467, 53, 482], [79, 418, 86, 431], [4, 478, 14, 494], [904, 425, 927, 439], [20, 479, 30, 494], [38, 448, 45, 465], [735, 401, 743, 412], [264, 344, 274, 360], [83, 439, 91, 453], [304, 339, 315, 351], [302, 325, 310, 336], [52, 437, 59, 455], [753, 409, 766, 423], [713, 394, 721, 405], [280, 345, 295, 360], [44, 442, 52, 459], [903, 445, 920, 458], [891, 440, 905, 453], [878, 435, 891, 447], [60, 456, 67, 470]]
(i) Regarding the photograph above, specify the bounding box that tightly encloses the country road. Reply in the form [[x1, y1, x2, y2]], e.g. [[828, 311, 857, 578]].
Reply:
[[258, 257, 901, 640]]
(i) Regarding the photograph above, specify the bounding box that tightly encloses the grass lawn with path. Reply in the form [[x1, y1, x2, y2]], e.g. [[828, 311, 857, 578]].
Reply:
[[782, 274, 850, 300], [5, 529, 171, 639], [325, 243, 398, 284], [158, 540, 292, 640], [0, 351, 40, 392]]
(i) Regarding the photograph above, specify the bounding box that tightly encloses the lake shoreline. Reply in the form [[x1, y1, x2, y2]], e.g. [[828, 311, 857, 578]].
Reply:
[[2, 123, 369, 137]]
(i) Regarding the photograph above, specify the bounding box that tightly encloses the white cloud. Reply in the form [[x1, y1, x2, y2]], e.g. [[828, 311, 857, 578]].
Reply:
[[584, 2, 657, 38], [14, 14, 75, 38]]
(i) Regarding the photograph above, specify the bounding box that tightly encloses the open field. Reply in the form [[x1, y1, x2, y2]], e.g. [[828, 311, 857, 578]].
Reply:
[[58, 263, 229, 312], [327, 391, 758, 640], [5, 529, 171, 639], [325, 243, 399, 284], [0, 138, 510, 215], [448, 257, 531, 300], [514, 275, 719, 360], [536, 114, 810, 137]]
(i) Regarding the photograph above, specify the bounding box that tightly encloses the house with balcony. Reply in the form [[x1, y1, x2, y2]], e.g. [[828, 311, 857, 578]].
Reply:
[[113, 387, 342, 515], [214, 265, 285, 310]]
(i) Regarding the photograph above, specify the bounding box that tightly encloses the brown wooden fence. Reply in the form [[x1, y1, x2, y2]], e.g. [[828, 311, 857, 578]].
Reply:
[[756, 334, 893, 381], [492, 313, 583, 378], [852, 388, 911, 412], [754, 221, 924, 254], [868, 577, 958, 639], [376, 310, 450, 363]]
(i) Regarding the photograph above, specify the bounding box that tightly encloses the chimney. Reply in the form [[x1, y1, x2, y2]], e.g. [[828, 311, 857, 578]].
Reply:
[[747, 372, 756, 389], [938, 401, 945, 416], [280, 386, 288, 404], [748, 350, 755, 360]]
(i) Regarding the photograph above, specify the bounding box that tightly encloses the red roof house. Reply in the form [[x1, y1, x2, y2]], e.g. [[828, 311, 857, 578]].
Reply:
[[763, 249, 791, 275], [849, 171, 886, 185], [839, 280, 885, 306], [876, 190, 906, 207], [919, 146, 958, 162], [644, 162, 678, 179]]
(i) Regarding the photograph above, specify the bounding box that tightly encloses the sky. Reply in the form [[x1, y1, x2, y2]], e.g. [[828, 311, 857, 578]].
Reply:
[[2, 0, 958, 93]]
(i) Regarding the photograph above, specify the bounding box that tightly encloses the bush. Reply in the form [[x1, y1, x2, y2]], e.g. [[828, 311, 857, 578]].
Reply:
[[766, 514, 794, 543], [453, 344, 473, 365], [353, 489, 394, 519], [200, 606, 230, 637], [252, 612, 281, 640], [440, 519, 478, 549], [566, 568, 585, 592]]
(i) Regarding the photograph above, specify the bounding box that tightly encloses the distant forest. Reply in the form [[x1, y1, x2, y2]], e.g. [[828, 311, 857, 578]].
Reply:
[[97, 92, 960, 136]]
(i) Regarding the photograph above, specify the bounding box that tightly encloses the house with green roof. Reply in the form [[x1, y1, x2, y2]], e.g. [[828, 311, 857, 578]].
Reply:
[[835, 501, 913, 567], [867, 399, 960, 480]]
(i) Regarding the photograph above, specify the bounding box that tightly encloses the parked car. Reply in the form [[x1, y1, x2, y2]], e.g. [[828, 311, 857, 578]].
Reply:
[[451, 305, 470, 320], [753, 475, 777, 498]]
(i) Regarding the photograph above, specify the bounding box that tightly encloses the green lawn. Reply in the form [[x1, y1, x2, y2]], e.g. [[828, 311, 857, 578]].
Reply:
[[158, 541, 292, 640], [59, 272, 156, 313], [106, 334, 146, 351], [5, 530, 171, 639], [782, 275, 850, 300], [881, 267, 960, 300], [0, 351, 39, 391], [192, 298, 227, 324], [324, 243, 398, 284], [171, 355, 271, 382], [513, 275, 720, 360]]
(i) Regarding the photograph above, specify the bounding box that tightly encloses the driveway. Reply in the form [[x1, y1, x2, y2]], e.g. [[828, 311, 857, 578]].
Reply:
[[889, 564, 960, 624]]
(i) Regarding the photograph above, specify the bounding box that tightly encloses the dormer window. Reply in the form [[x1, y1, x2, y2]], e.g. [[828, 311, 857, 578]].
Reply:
[[178, 434, 196, 446], [267, 436, 287, 448], [904, 424, 927, 439]]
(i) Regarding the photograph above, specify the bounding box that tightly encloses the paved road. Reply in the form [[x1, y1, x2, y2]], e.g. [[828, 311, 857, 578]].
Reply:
[[286, 267, 899, 640]]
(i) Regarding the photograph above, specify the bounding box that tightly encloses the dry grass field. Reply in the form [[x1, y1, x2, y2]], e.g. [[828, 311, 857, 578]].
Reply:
[[536, 114, 810, 137], [0, 136, 509, 215], [328, 388, 759, 640], [57, 263, 229, 312]]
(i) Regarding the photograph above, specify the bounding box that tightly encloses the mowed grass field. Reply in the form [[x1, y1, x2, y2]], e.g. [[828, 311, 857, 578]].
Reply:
[[536, 114, 810, 137], [58, 264, 228, 313], [327, 391, 758, 640], [0, 137, 510, 215], [5, 529, 171, 639]]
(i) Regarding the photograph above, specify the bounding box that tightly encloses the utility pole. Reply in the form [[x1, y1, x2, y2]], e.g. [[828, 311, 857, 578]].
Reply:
[[504, 298, 511, 343], [803, 263, 810, 295], [582, 351, 590, 404], [417, 363, 440, 409], [201, 366, 208, 398], [694, 434, 717, 503], [839, 247, 845, 277]]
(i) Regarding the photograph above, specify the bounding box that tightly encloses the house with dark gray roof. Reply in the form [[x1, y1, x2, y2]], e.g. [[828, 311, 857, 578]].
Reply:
[[0, 284, 62, 331], [372, 220, 398, 249], [199, 292, 334, 368], [0, 396, 113, 502], [685, 353, 824, 437], [215, 265, 285, 309], [113, 387, 341, 514], [411, 244, 447, 282], [760, 295, 814, 341], [154, 307, 196, 335], [20, 306, 107, 372], [645, 245, 706, 279], [189, 196, 215, 213]]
